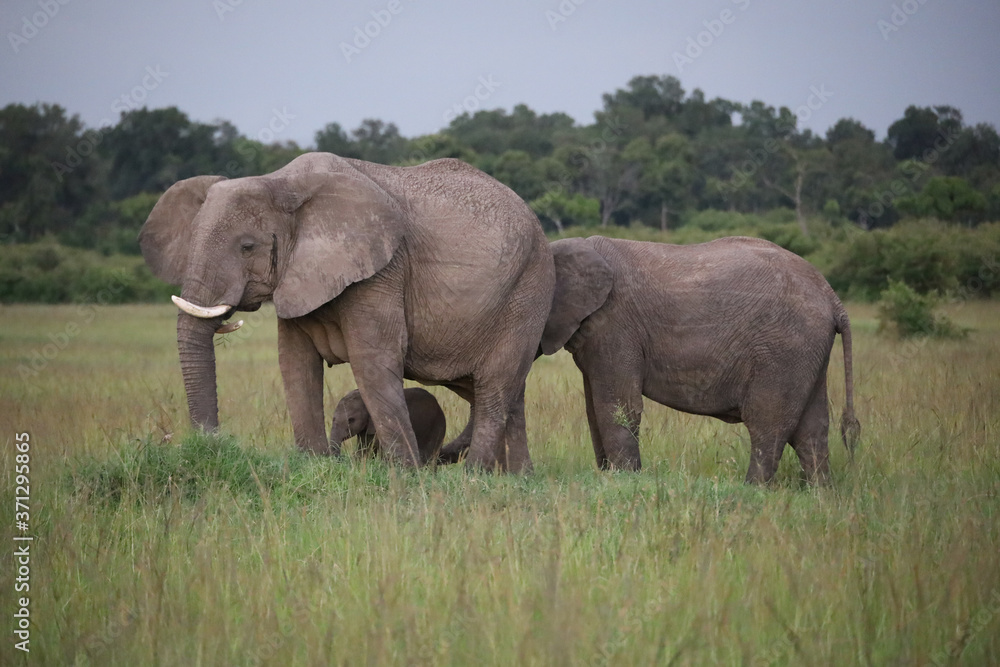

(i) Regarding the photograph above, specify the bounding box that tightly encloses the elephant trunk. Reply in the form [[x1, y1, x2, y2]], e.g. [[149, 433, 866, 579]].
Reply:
[[176, 310, 222, 431], [329, 420, 350, 445]]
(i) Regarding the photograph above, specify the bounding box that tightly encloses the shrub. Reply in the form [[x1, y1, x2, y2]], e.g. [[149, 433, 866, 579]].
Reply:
[[0, 241, 174, 303], [825, 220, 1000, 301], [877, 280, 968, 339], [684, 209, 751, 232], [70, 432, 388, 508]]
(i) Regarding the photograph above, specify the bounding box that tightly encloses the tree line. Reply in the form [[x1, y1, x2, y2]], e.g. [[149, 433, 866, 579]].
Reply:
[[2, 74, 998, 255]]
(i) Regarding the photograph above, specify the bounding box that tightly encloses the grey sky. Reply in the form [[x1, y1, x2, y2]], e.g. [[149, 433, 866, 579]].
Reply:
[[3, 0, 998, 147]]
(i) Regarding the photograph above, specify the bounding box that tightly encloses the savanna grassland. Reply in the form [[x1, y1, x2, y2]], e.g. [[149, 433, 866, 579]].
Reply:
[[1, 300, 999, 666]]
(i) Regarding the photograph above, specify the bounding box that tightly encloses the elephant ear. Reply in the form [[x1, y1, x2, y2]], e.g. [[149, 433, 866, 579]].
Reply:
[[271, 161, 406, 319], [540, 237, 614, 355], [138, 175, 227, 285]]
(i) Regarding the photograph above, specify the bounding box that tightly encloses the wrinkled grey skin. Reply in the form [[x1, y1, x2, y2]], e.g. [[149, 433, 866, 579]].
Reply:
[[443, 235, 861, 483], [330, 388, 446, 464], [544, 236, 861, 484], [139, 152, 554, 473]]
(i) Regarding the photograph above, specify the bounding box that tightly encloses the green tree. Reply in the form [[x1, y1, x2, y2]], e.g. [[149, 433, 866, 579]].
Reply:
[[529, 190, 600, 233], [492, 150, 542, 201], [445, 104, 575, 159], [601, 74, 686, 122], [350, 119, 408, 164], [0, 103, 105, 242], [64, 192, 160, 254], [101, 107, 219, 199], [314, 122, 360, 158], [621, 134, 696, 230], [553, 140, 634, 228], [825, 118, 897, 227], [676, 88, 736, 137], [886, 105, 962, 161], [402, 133, 475, 165]]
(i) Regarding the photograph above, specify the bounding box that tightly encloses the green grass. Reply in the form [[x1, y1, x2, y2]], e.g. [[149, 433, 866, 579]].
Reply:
[[1, 302, 999, 665]]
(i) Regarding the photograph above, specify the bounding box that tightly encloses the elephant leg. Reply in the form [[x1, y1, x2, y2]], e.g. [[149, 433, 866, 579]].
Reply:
[[438, 409, 473, 463], [742, 378, 801, 484], [582, 372, 609, 469], [278, 319, 331, 455], [437, 384, 475, 464], [789, 368, 832, 486], [464, 371, 533, 474], [744, 428, 786, 485], [349, 367, 420, 466], [464, 393, 507, 472], [340, 303, 422, 467], [500, 385, 532, 474], [578, 355, 642, 471]]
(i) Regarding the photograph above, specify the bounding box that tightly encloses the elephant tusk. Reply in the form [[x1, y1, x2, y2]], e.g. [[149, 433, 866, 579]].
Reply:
[[215, 320, 244, 335], [171, 295, 232, 319]]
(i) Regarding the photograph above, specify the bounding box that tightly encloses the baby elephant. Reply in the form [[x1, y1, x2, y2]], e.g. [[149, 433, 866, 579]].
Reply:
[[330, 388, 447, 464]]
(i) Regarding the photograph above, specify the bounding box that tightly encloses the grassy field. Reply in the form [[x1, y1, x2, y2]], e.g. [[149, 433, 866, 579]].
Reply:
[[1, 301, 998, 666]]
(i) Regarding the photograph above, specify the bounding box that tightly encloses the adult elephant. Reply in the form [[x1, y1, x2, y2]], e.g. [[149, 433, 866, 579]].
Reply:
[[139, 152, 554, 472], [534, 235, 860, 484]]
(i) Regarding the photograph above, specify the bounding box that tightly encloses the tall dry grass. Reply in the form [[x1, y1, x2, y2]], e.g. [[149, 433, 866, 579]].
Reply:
[[1, 301, 998, 665]]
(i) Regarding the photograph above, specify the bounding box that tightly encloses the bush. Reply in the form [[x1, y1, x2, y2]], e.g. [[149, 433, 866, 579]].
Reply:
[[0, 241, 174, 303], [877, 280, 968, 339], [825, 220, 1000, 301], [684, 209, 751, 232], [61, 192, 160, 255], [71, 432, 389, 508]]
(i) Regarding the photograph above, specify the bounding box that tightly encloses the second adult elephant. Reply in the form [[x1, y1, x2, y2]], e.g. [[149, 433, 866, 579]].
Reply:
[[539, 235, 860, 484], [139, 152, 554, 472]]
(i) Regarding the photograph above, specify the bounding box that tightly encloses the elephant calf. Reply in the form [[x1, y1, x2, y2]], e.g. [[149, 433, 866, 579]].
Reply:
[[540, 235, 860, 485], [330, 388, 446, 464]]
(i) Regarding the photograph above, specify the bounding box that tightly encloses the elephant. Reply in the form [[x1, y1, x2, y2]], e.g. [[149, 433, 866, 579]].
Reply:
[[445, 235, 860, 483], [138, 152, 554, 472], [330, 387, 446, 464], [543, 235, 861, 483]]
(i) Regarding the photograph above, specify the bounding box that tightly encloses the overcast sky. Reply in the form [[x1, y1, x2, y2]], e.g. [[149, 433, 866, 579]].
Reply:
[[3, 0, 998, 147]]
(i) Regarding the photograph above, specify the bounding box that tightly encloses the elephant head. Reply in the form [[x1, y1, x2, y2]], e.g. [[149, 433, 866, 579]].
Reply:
[[329, 389, 370, 445], [139, 152, 405, 432], [540, 237, 614, 355]]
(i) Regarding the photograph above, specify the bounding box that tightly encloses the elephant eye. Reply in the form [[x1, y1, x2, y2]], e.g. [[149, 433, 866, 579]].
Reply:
[[240, 240, 256, 255]]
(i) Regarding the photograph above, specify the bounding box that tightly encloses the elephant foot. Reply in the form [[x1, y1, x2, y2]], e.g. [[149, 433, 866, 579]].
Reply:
[[600, 457, 641, 472], [436, 436, 471, 464]]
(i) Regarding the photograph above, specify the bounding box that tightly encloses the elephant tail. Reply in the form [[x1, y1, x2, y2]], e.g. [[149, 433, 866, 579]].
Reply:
[[835, 306, 861, 459]]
